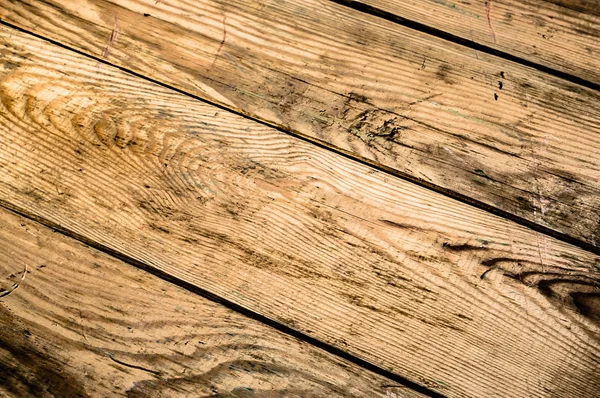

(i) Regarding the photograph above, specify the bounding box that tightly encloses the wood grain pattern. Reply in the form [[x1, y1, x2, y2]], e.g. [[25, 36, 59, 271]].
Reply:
[[0, 208, 417, 398], [350, 0, 600, 84], [0, 25, 599, 398], [1, 0, 600, 248]]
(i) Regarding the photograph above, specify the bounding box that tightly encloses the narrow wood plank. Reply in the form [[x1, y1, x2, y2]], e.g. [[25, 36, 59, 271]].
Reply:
[[0, 25, 599, 398], [346, 0, 600, 85], [0, 209, 415, 398], [1, 0, 600, 248]]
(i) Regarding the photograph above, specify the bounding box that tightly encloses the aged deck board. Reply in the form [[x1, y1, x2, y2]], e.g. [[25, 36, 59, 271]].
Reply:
[[342, 0, 600, 86], [0, 208, 415, 398], [1, 0, 600, 249], [0, 25, 599, 398]]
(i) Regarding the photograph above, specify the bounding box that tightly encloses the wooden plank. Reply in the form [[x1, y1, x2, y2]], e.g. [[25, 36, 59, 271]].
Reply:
[[343, 0, 600, 85], [0, 209, 415, 398], [1, 25, 599, 398], [1, 0, 600, 249]]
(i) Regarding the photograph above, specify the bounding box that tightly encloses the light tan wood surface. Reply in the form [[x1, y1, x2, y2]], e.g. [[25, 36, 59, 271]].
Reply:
[[1, 0, 599, 248], [0, 206, 421, 398], [350, 0, 600, 85], [0, 25, 598, 398]]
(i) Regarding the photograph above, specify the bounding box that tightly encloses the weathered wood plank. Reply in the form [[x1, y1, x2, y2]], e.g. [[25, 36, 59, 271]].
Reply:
[[344, 0, 600, 85], [1, 0, 599, 248], [0, 208, 414, 398], [0, 25, 599, 398]]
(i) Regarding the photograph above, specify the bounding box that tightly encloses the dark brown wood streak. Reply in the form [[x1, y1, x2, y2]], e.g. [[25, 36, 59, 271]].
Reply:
[[544, 0, 600, 16]]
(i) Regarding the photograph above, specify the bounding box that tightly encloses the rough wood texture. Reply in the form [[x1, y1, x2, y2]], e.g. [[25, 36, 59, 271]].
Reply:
[[351, 0, 600, 85], [1, 0, 600, 249], [1, 25, 599, 398], [0, 208, 413, 398]]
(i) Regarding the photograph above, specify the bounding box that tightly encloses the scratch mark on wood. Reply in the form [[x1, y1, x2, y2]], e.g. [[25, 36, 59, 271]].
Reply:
[[528, 133, 550, 273], [223, 52, 245, 72], [102, 14, 119, 59], [0, 263, 27, 298], [484, 1, 497, 43], [105, 351, 162, 376], [480, 264, 497, 280], [408, 93, 440, 106], [211, 16, 227, 69]]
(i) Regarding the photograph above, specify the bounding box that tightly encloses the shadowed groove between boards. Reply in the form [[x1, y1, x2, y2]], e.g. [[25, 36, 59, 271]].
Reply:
[[329, 0, 600, 92], [0, 199, 447, 398], [0, 19, 599, 251], [0, 18, 597, 397]]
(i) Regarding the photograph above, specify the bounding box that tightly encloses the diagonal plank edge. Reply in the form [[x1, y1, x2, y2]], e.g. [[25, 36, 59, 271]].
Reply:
[[341, 0, 600, 88], [0, 206, 424, 398], [330, 0, 600, 92], [0, 20, 597, 260], [1, 0, 599, 249], [0, 24, 599, 398], [0, 198, 443, 398]]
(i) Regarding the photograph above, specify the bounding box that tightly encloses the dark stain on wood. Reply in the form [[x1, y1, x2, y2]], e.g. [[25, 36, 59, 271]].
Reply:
[[348, 109, 406, 141], [347, 92, 369, 104], [536, 279, 600, 326], [442, 242, 487, 252], [379, 219, 417, 230], [436, 64, 455, 85], [455, 313, 474, 321], [0, 307, 90, 398], [514, 196, 537, 214], [478, 257, 600, 325], [570, 292, 600, 323], [543, 0, 600, 16]]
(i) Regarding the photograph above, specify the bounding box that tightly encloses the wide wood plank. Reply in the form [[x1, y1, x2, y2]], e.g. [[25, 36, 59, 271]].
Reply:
[[1, 0, 600, 248], [0, 208, 414, 398], [0, 0, 600, 247], [0, 25, 599, 398], [347, 0, 600, 85]]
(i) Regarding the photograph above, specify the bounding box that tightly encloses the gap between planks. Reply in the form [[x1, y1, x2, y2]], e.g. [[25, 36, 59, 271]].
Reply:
[[2, 0, 600, 252], [0, 18, 598, 259], [0, 200, 446, 398], [330, 0, 600, 91], [0, 24, 598, 398], [0, 205, 425, 398]]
